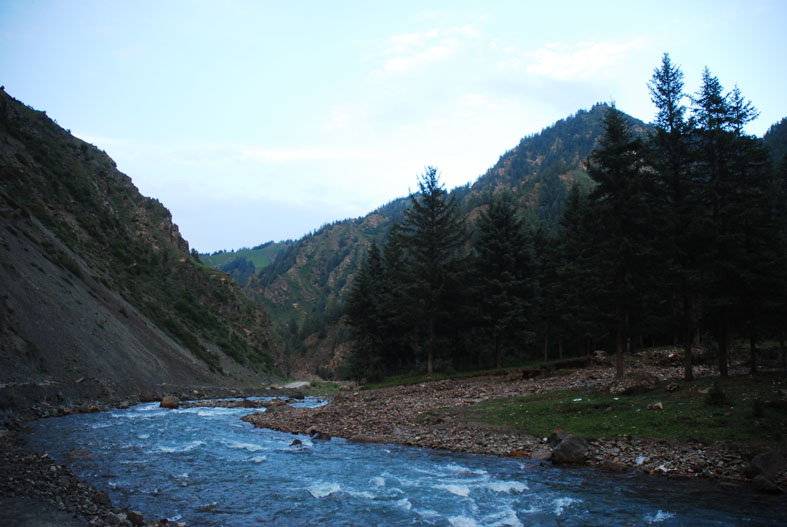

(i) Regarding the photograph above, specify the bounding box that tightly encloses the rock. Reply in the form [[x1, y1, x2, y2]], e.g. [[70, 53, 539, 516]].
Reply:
[[91, 490, 111, 507], [601, 460, 628, 473], [283, 381, 311, 390], [666, 382, 680, 392], [593, 350, 608, 362], [547, 428, 568, 447], [530, 449, 552, 461], [310, 430, 331, 441], [263, 399, 287, 407], [128, 510, 145, 526], [551, 434, 590, 464], [647, 401, 663, 410], [139, 389, 163, 402], [160, 395, 180, 409], [752, 474, 783, 494], [744, 450, 785, 482], [290, 439, 302, 447]]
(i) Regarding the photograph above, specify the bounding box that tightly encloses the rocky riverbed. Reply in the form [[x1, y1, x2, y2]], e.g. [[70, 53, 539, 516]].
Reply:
[[243, 362, 787, 494]]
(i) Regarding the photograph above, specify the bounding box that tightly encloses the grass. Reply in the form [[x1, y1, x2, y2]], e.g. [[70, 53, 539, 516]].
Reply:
[[452, 374, 787, 447]]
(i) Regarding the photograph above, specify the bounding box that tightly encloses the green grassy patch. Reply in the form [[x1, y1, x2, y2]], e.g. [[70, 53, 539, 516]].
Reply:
[[306, 381, 343, 397], [453, 374, 786, 447]]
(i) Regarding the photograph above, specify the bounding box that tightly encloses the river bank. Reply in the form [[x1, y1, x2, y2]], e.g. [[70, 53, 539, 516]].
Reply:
[[242, 361, 787, 494]]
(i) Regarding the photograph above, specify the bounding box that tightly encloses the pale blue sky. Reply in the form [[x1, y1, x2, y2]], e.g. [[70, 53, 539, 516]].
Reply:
[[2, 1, 785, 251]]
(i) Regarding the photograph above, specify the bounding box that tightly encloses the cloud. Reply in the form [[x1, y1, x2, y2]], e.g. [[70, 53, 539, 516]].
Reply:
[[524, 38, 647, 81], [379, 24, 480, 75]]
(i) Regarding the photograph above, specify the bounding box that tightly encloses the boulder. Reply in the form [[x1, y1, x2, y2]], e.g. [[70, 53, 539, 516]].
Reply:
[[551, 434, 590, 464], [127, 510, 145, 526], [752, 474, 784, 494], [290, 439, 302, 447], [160, 395, 180, 409], [547, 428, 568, 447], [744, 450, 785, 482]]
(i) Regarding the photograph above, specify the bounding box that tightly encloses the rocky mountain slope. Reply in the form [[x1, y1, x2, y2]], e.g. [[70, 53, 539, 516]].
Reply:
[[0, 89, 279, 414]]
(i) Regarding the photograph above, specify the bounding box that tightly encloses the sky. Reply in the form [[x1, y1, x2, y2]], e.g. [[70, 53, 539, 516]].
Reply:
[[2, 1, 786, 252]]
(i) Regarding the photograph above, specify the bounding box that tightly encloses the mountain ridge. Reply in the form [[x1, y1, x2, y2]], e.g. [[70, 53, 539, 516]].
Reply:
[[0, 88, 280, 413]]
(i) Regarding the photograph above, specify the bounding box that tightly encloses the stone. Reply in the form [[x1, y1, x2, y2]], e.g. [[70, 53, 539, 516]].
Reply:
[[283, 381, 310, 390], [310, 430, 331, 441], [530, 449, 552, 461], [160, 395, 180, 409], [647, 401, 663, 410], [547, 428, 568, 447], [91, 490, 111, 507], [601, 460, 628, 473], [551, 434, 590, 464], [744, 450, 785, 482], [290, 439, 302, 447], [752, 474, 783, 494], [128, 510, 145, 526]]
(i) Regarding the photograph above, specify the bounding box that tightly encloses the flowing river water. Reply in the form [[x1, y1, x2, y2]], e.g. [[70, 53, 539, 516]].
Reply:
[[21, 398, 786, 526]]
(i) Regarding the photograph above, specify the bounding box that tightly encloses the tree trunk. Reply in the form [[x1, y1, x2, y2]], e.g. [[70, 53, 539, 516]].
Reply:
[[615, 309, 625, 380], [558, 336, 563, 360], [427, 319, 434, 377], [683, 290, 694, 382], [543, 321, 549, 362], [495, 334, 502, 370], [718, 317, 729, 378], [749, 324, 757, 375]]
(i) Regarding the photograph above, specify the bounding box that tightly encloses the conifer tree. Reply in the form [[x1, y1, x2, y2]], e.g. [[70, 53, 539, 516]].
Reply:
[[472, 193, 535, 368], [648, 53, 700, 381], [399, 167, 467, 376], [586, 105, 651, 379]]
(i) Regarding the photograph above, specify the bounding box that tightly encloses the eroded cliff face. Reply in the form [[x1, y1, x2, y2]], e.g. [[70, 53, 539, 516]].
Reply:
[[0, 88, 281, 412]]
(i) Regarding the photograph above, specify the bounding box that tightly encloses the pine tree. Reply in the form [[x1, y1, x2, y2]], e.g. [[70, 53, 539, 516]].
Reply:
[[344, 241, 385, 381], [399, 167, 467, 376], [472, 193, 535, 368], [586, 105, 652, 379], [647, 53, 700, 381]]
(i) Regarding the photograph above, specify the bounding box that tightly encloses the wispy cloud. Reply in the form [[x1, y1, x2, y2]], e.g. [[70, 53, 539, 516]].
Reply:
[[524, 39, 647, 81], [379, 24, 480, 75]]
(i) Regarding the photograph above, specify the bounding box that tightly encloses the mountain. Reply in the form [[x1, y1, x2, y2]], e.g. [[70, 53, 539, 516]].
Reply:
[[0, 89, 279, 413], [764, 117, 787, 167], [216, 104, 650, 378]]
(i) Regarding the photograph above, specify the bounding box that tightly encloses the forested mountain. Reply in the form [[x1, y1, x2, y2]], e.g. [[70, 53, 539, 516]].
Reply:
[[214, 103, 648, 377], [764, 117, 787, 167], [343, 56, 787, 382], [0, 88, 279, 408]]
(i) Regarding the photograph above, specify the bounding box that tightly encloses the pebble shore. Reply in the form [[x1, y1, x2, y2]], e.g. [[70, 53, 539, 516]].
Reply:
[[243, 363, 786, 491]]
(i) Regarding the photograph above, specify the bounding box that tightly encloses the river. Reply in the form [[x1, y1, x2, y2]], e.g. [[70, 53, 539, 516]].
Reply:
[[21, 398, 786, 526]]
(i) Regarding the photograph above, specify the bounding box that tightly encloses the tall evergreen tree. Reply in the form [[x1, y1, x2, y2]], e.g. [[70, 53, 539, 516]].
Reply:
[[586, 105, 652, 379], [472, 193, 535, 368], [648, 53, 700, 381], [399, 167, 467, 376]]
